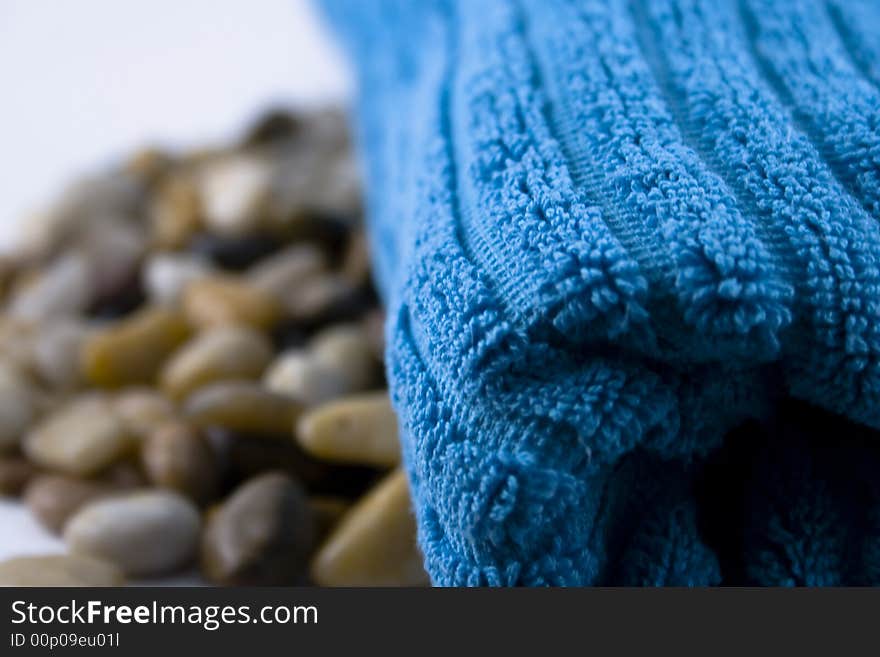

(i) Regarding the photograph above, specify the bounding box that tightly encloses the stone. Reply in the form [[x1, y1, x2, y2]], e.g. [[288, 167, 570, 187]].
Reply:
[[184, 381, 300, 436], [182, 276, 282, 331], [282, 274, 365, 325], [23, 474, 117, 534], [143, 252, 212, 305], [80, 220, 146, 305], [150, 175, 203, 250], [0, 455, 36, 495], [0, 554, 124, 587], [310, 469, 429, 586], [310, 324, 381, 392], [198, 154, 272, 235], [7, 253, 92, 321], [160, 325, 272, 401], [245, 243, 327, 298], [190, 233, 280, 271], [297, 393, 400, 468], [64, 490, 201, 577], [200, 472, 315, 585], [80, 307, 191, 388], [114, 388, 177, 440], [23, 395, 135, 477], [141, 421, 219, 504], [263, 350, 349, 407], [0, 361, 36, 453], [31, 320, 94, 391]]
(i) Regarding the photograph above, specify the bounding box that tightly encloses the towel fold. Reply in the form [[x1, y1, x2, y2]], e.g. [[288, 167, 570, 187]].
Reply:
[[321, 0, 880, 585]]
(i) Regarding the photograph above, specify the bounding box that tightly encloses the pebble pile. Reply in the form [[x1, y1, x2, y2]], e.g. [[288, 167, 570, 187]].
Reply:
[[0, 109, 429, 587]]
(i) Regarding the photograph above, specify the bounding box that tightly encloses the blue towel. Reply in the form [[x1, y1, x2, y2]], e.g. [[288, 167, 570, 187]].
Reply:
[[320, 0, 880, 585]]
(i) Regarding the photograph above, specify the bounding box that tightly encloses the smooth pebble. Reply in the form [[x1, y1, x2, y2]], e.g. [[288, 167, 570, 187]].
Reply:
[[297, 392, 400, 468], [23, 396, 135, 477], [182, 276, 282, 331], [263, 350, 348, 407], [64, 490, 201, 577], [141, 421, 219, 504], [200, 472, 314, 585], [0, 554, 124, 587], [160, 325, 272, 401], [81, 307, 191, 387], [184, 381, 300, 435], [310, 469, 428, 587]]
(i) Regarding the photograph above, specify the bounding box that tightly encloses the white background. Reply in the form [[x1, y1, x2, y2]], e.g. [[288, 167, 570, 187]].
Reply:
[[0, 0, 351, 577], [0, 0, 351, 249]]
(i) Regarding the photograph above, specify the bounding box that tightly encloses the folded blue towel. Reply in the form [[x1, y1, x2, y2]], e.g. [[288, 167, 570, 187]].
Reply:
[[321, 0, 880, 585]]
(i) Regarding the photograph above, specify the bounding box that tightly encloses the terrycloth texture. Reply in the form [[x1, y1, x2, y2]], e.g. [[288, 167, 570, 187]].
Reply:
[[321, 0, 880, 585]]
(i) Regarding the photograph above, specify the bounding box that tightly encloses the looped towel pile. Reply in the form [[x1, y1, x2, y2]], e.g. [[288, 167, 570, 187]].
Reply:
[[321, 0, 880, 585]]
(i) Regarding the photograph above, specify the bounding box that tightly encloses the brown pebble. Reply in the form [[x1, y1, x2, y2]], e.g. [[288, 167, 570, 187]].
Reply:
[[80, 307, 192, 388], [200, 472, 315, 585], [310, 468, 429, 586], [184, 381, 301, 436], [141, 421, 219, 504], [182, 276, 282, 331]]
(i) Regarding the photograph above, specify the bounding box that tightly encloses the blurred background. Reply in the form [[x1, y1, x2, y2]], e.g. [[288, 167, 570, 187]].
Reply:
[[0, 0, 352, 572], [0, 0, 351, 250]]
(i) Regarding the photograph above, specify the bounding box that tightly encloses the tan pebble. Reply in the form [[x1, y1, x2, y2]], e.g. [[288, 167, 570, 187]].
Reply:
[[310, 324, 381, 392], [297, 392, 400, 468], [0, 455, 37, 495], [141, 421, 219, 504], [200, 472, 314, 585], [182, 276, 282, 331], [246, 243, 327, 298], [23, 474, 117, 534], [263, 350, 349, 407], [64, 490, 201, 577], [310, 469, 429, 586], [184, 381, 301, 435], [81, 307, 191, 388], [23, 395, 135, 477], [0, 554, 124, 587], [114, 388, 177, 440], [150, 175, 203, 249], [160, 325, 272, 401], [0, 361, 36, 453]]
